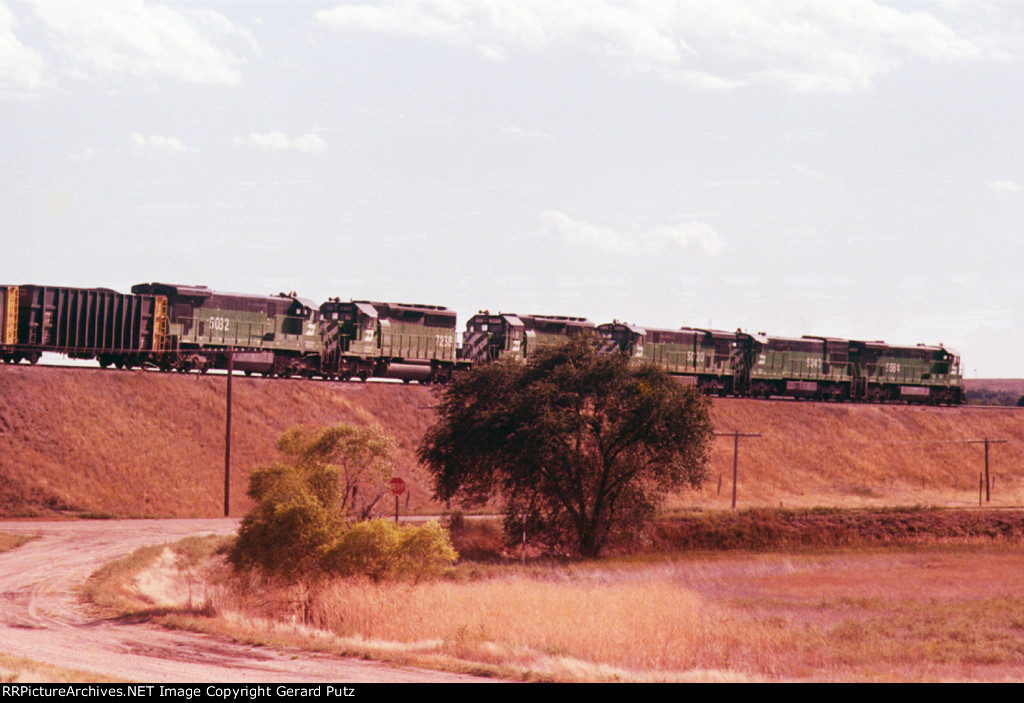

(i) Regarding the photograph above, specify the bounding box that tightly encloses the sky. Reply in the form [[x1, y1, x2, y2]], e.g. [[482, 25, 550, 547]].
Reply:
[[3, 0, 1024, 377]]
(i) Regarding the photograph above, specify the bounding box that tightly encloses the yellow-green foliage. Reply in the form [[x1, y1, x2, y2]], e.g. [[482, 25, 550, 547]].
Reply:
[[229, 461, 342, 579], [323, 520, 458, 582], [231, 424, 455, 582]]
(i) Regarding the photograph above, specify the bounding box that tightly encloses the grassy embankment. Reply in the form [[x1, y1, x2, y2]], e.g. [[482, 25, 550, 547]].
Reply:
[[3, 365, 1024, 518]]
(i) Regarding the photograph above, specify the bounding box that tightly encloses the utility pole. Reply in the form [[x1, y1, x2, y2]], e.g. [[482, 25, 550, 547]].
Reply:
[[224, 347, 233, 517], [715, 430, 761, 509], [967, 438, 1006, 503]]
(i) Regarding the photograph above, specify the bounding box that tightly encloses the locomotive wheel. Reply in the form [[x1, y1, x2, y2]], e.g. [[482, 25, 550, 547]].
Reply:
[[28, 353, 40, 365]]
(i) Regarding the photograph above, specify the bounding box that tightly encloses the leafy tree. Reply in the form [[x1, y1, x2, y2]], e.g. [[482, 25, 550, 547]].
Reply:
[[418, 334, 714, 557], [230, 423, 456, 586], [276, 423, 397, 520], [229, 457, 342, 579]]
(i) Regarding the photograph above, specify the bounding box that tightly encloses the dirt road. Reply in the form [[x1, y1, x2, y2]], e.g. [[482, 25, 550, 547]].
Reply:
[[0, 519, 488, 683]]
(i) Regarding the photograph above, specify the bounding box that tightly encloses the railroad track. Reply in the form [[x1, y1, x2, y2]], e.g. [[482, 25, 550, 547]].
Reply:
[[6, 360, 1012, 409]]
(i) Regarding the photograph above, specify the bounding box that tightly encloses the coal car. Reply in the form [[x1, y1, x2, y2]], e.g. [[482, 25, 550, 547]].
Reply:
[[0, 284, 164, 368]]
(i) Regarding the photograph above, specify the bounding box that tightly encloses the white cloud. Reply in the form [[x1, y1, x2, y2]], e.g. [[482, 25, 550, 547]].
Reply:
[[234, 131, 327, 154], [653, 222, 723, 255], [792, 163, 825, 180], [69, 147, 99, 162], [0, 2, 44, 93], [237, 130, 290, 150], [989, 180, 1020, 195], [131, 132, 189, 152], [315, 0, 985, 91], [542, 210, 636, 253], [292, 133, 328, 154], [542, 210, 722, 255], [32, 0, 247, 84]]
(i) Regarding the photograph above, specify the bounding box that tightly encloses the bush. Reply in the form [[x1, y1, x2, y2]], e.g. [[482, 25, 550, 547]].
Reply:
[[323, 520, 458, 582], [230, 424, 456, 584]]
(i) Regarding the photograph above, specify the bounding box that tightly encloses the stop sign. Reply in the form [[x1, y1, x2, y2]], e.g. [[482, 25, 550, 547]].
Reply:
[[388, 477, 406, 496]]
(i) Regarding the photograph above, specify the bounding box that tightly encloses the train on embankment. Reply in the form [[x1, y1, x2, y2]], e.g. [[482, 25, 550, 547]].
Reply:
[[0, 282, 964, 404]]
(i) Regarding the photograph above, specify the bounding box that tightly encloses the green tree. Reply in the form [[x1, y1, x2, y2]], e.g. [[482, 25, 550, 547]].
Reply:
[[418, 334, 714, 557], [230, 423, 457, 591], [276, 423, 397, 520], [229, 423, 395, 578]]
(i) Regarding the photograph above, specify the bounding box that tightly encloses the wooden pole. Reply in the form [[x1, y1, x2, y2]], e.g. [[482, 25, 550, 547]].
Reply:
[[224, 348, 232, 517], [732, 431, 739, 510], [968, 438, 1005, 504], [985, 439, 990, 503], [715, 430, 761, 510]]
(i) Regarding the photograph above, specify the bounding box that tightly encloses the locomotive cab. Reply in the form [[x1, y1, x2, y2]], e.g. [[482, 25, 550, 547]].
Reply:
[[461, 313, 527, 363], [596, 322, 646, 356]]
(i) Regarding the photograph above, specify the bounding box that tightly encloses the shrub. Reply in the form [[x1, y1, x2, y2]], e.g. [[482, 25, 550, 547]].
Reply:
[[231, 424, 457, 585], [323, 520, 458, 582], [229, 461, 343, 579]]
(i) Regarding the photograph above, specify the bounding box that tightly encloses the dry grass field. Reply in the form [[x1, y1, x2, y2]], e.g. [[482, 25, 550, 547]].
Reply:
[[2, 365, 1024, 518], [96, 533, 1024, 682]]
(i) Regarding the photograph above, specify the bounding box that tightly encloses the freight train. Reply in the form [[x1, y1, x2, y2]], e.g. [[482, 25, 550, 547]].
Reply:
[[0, 282, 964, 403]]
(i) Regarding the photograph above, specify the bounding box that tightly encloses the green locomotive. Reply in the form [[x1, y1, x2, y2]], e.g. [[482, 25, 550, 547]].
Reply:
[[596, 323, 742, 396], [319, 299, 462, 383], [596, 323, 963, 404], [131, 283, 322, 375], [461, 312, 595, 364]]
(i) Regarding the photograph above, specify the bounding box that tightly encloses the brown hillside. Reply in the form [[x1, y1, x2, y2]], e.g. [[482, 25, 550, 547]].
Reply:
[[0, 366, 437, 518], [2, 365, 1024, 517], [700, 399, 1024, 510]]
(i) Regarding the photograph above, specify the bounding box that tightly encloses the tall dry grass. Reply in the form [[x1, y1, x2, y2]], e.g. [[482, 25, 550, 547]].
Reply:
[[88, 529, 1024, 682], [197, 546, 1024, 681]]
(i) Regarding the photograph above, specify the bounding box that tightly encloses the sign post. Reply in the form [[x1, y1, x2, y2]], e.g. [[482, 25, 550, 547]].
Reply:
[[388, 477, 406, 523]]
